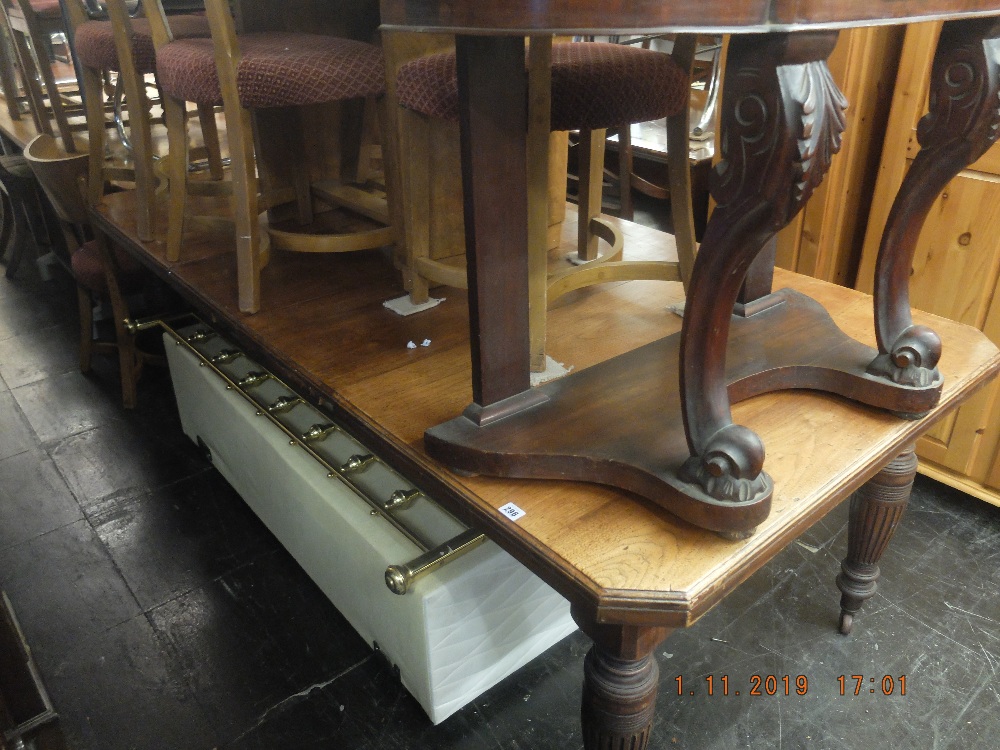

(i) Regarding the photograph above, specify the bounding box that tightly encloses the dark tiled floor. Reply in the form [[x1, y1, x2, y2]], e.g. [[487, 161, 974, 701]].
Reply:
[[2, 211, 1000, 750]]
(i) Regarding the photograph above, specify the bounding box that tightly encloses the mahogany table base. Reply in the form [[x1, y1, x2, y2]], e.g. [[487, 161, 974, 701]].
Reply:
[[426, 288, 940, 536]]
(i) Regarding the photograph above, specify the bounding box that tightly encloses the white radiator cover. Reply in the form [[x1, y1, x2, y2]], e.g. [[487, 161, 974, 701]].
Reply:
[[163, 332, 576, 724]]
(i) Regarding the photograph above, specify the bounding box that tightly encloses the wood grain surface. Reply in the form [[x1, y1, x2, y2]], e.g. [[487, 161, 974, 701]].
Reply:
[[92, 188, 1000, 626]]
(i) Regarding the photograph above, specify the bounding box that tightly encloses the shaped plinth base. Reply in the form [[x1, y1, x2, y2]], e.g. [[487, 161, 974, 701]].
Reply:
[[426, 289, 941, 534]]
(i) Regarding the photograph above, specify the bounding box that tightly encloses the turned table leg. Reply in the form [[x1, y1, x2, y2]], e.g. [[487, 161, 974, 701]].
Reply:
[[836, 446, 917, 635], [573, 608, 671, 750]]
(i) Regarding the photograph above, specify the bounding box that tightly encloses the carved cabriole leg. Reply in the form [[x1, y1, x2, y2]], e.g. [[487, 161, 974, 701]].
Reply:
[[572, 607, 671, 750], [836, 446, 917, 635], [678, 31, 847, 514], [870, 19, 1000, 397]]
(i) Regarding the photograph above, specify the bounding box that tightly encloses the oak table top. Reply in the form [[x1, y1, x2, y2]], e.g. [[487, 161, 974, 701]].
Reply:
[[92, 194, 1000, 626]]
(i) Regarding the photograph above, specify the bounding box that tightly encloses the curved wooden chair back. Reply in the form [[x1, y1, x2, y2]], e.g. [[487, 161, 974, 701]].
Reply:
[[22, 133, 89, 226]]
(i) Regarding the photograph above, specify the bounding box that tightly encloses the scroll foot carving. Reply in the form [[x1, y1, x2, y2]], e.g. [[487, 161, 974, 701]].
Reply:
[[867, 324, 943, 389], [870, 19, 1000, 410], [836, 447, 917, 635], [679, 423, 772, 506]]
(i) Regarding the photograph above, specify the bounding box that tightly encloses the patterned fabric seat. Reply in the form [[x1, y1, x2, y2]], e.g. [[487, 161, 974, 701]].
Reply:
[[393, 40, 692, 372], [70, 240, 144, 294], [7, 0, 61, 19], [397, 42, 689, 131], [74, 14, 210, 74], [156, 32, 385, 108], [150, 0, 394, 314]]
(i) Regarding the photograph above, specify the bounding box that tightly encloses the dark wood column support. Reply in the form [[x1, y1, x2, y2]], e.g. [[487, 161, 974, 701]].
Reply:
[[870, 19, 1000, 401], [836, 446, 918, 635], [455, 34, 549, 425], [678, 32, 846, 510], [572, 607, 672, 750]]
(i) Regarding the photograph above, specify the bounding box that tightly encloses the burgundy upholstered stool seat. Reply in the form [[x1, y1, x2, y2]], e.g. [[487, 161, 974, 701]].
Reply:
[[393, 40, 692, 372], [74, 14, 210, 74], [151, 5, 393, 314], [156, 32, 385, 108], [71, 240, 144, 294], [396, 41, 689, 131], [6, 0, 62, 19]]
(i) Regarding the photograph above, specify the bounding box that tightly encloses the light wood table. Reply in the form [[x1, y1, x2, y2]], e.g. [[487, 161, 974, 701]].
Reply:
[[94, 187, 1000, 748], [375, 1, 1000, 747]]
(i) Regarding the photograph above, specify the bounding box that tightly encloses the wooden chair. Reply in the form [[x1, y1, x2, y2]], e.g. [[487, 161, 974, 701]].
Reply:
[[1, 0, 83, 152], [610, 35, 720, 228], [144, 0, 394, 314], [65, 0, 220, 243], [23, 133, 154, 408], [0, 149, 57, 279], [394, 39, 695, 371]]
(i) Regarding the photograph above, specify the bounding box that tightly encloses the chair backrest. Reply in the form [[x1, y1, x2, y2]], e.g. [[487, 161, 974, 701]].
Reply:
[[23, 134, 90, 225]]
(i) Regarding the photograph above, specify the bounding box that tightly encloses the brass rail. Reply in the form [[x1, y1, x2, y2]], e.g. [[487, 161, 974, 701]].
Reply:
[[134, 314, 489, 595]]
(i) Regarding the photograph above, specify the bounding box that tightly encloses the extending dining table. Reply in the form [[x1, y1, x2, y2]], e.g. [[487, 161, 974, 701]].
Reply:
[[378, 2, 1000, 747]]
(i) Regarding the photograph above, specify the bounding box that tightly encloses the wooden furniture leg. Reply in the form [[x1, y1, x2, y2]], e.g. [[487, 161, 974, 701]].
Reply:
[[573, 607, 672, 750], [836, 446, 917, 635], [869, 18, 1000, 399], [454, 34, 545, 421], [677, 31, 846, 512]]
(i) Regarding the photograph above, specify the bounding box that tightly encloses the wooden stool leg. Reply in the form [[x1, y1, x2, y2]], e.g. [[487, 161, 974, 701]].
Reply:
[[573, 609, 671, 750], [195, 104, 225, 181], [527, 37, 552, 373], [615, 125, 634, 221], [163, 96, 189, 263], [28, 28, 76, 152], [0, 20, 22, 121], [81, 66, 107, 212], [400, 109, 431, 304], [76, 284, 94, 373], [836, 446, 917, 635], [576, 128, 604, 263]]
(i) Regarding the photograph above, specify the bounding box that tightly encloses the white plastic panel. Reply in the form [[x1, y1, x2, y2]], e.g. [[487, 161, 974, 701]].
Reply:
[[163, 329, 576, 723]]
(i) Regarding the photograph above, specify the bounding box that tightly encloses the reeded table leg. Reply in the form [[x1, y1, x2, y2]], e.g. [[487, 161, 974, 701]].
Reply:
[[836, 446, 917, 635], [573, 608, 671, 750]]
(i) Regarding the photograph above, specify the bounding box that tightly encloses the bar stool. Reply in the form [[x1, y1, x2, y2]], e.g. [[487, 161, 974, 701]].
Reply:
[[146, 0, 394, 314], [1, 0, 81, 151], [65, 0, 218, 242], [394, 40, 693, 370]]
